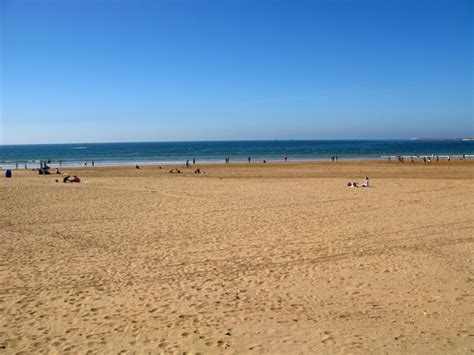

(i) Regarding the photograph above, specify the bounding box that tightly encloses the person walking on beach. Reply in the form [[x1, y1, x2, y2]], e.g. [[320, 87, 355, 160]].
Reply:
[[248, 157, 251, 163], [284, 155, 288, 162], [193, 158, 196, 165], [92, 160, 95, 167], [186, 160, 190, 168]]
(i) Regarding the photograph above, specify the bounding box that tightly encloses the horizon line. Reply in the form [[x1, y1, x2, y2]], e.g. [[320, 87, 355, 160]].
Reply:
[[1, 137, 473, 146]]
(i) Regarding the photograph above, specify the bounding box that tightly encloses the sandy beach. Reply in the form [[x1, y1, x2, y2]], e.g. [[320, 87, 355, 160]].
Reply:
[[1, 160, 473, 354]]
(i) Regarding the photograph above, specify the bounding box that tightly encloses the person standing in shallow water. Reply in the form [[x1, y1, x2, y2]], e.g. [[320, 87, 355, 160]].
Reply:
[[248, 157, 251, 163]]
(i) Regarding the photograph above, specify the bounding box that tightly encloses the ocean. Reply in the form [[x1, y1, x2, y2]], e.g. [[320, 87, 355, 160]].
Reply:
[[0, 140, 473, 169]]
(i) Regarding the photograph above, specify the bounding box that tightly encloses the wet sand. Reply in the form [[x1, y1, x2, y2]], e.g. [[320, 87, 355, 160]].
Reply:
[[1, 160, 473, 353]]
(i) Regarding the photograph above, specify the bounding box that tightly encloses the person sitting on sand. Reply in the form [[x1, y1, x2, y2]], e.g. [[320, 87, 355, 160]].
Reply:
[[194, 168, 201, 174], [70, 175, 81, 183], [56, 168, 61, 174], [362, 177, 370, 188], [63, 175, 71, 183]]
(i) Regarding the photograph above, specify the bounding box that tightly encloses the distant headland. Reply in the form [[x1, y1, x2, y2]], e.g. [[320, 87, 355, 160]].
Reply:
[[411, 138, 474, 141]]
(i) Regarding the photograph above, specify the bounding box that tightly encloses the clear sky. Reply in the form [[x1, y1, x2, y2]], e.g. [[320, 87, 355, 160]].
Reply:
[[1, 0, 472, 144]]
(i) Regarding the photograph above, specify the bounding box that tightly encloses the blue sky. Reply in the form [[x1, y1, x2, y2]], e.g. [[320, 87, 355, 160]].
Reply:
[[1, 0, 472, 144]]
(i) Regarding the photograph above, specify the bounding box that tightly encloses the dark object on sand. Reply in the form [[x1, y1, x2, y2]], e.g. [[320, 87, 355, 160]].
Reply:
[[39, 161, 51, 175], [5, 169, 12, 178], [136, 164, 140, 169]]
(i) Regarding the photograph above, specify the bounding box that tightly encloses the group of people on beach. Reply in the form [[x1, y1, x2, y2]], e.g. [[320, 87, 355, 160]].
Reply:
[[62, 175, 81, 183], [347, 177, 370, 188], [387, 154, 465, 163], [169, 167, 205, 174]]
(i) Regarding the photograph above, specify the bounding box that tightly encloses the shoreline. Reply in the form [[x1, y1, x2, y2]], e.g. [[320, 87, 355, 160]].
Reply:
[[1, 154, 473, 170], [5, 159, 474, 181]]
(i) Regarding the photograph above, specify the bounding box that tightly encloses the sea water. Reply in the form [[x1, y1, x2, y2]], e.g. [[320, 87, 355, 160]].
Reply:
[[0, 140, 473, 169]]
